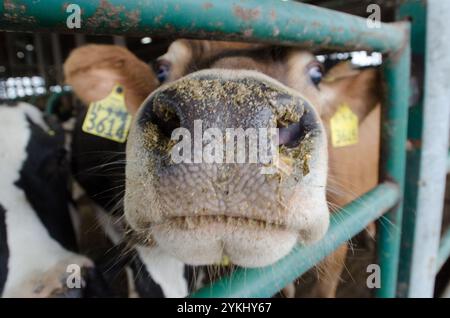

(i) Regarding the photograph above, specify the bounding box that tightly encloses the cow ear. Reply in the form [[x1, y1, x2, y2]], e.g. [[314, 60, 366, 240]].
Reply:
[[64, 44, 159, 115], [320, 64, 381, 123]]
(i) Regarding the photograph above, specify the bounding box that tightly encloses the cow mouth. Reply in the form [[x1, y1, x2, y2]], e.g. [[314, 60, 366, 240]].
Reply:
[[158, 214, 289, 231], [143, 212, 301, 267]]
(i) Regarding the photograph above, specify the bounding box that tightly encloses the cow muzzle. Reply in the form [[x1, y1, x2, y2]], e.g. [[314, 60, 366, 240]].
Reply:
[[125, 69, 329, 267]]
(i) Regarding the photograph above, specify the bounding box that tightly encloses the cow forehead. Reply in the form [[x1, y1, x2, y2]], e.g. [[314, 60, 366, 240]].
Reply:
[[160, 40, 316, 82]]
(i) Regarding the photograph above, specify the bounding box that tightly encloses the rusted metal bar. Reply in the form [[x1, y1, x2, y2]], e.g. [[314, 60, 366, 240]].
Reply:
[[0, 0, 405, 53]]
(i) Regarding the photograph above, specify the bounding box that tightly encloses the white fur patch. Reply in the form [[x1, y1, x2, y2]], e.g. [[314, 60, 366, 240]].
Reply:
[[0, 104, 90, 297], [95, 205, 188, 298], [135, 245, 188, 298]]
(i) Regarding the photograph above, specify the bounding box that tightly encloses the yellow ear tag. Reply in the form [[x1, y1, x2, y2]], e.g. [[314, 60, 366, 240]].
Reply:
[[330, 103, 359, 148], [82, 85, 132, 143]]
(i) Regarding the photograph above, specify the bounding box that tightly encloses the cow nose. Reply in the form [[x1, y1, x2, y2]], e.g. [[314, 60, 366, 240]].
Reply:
[[137, 69, 320, 150]]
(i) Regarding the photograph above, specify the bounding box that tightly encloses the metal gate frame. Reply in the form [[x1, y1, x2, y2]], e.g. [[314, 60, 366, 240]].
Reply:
[[0, 0, 449, 298]]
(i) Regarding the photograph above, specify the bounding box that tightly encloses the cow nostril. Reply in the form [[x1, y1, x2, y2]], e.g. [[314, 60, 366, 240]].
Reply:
[[277, 109, 314, 148], [139, 97, 181, 139], [151, 106, 181, 139], [278, 122, 302, 148]]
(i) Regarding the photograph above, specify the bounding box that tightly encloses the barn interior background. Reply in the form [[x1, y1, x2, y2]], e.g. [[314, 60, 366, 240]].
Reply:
[[0, 0, 449, 298]]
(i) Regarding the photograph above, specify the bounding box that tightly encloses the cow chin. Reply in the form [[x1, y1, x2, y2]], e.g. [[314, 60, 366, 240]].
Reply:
[[152, 222, 299, 267]]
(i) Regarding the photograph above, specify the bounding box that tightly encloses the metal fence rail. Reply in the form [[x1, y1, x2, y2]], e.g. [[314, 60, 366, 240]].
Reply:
[[0, 0, 405, 52], [4, 0, 449, 298]]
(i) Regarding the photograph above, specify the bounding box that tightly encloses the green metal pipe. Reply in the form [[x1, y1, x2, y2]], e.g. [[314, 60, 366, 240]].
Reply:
[[438, 229, 450, 271], [376, 23, 411, 298], [396, 0, 427, 298], [0, 0, 405, 53], [191, 182, 400, 298], [45, 87, 72, 115]]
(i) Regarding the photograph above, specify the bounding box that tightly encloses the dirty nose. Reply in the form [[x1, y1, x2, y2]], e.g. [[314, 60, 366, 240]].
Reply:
[[136, 69, 321, 148]]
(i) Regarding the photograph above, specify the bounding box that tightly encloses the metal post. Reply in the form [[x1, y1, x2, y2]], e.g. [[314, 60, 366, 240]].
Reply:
[[33, 33, 47, 85], [376, 23, 411, 298], [408, 0, 450, 296], [50, 32, 63, 84], [74, 34, 86, 47], [397, 0, 450, 298], [113, 35, 127, 47]]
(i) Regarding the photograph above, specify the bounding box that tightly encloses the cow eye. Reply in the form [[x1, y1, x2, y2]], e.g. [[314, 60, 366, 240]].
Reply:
[[155, 61, 170, 83], [307, 62, 324, 87]]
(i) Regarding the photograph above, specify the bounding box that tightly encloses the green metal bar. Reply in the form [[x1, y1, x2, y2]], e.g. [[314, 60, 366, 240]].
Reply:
[[45, 87, 72, 115], [0, 0, 404, 53], [396, 0, 427, 298], [191, 183, 400, 298], [438, 228, 450, 271], [376, 23, 411, 298]]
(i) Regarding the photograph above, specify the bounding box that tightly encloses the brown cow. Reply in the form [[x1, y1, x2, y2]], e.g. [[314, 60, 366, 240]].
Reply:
[[65, 41, 381, 297]]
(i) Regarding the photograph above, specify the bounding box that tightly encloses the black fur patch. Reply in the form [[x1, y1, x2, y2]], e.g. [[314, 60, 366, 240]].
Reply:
[[14, 115, 77, 252], [129, 252, 165, 298], [71, 108, 126, 216], [0, 203, 8, 295]]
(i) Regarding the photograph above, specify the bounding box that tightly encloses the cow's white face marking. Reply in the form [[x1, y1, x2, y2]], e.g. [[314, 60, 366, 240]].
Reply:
[[0, 103, 91, 297]]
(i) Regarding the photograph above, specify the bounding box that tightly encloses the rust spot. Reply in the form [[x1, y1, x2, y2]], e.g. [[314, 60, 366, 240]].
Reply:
[[270, 9, 276, 20], [203, 2, 213, 10], [4, 0, 37, 25], [233, 5, 260, 21], [243, 29, 254, 37], [125, 10, 141, 25], [86, 0, 141, 30]]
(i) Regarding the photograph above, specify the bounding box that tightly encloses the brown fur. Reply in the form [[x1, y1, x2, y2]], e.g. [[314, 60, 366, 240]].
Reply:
[[64, 44, 158, 113]]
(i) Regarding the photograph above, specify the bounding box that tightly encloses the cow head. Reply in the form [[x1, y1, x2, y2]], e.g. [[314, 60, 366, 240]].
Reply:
[[125, 40, 355, 268], [65, 41, 380, 269]]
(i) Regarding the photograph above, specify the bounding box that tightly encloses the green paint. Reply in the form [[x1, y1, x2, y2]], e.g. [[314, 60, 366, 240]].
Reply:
[[376, 35, 411, 298], [396, 0, 427, 298], [0, 0, 404, 52]]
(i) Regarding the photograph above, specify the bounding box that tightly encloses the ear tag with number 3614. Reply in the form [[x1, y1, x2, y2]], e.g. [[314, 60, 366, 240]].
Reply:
[[82, 85, 132, 143], [330, 103, 359, 148]]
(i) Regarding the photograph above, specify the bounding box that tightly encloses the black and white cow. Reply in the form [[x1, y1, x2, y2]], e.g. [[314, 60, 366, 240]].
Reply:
[[61, 44, 198, 298], [70, 105, 195, 297], [0, 102, 107, 298]]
